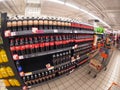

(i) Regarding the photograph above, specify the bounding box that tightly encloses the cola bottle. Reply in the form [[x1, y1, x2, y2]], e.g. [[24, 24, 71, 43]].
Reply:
[[7, 19, 12, 31], [59, 35, 62, 48], [49, 35, 54, 50], [28, 17, 33, 30], [57, 18, 61, 29], [10, 39, 16, 55], [34, 37, 39, 53], [20, 38, 25, 55], [29, 37, 35, 54], [25, 37, 30, 54], [33, 18, 39, 29], [53, 18, 57, 29], [15, 38, 21, 55], [48, 17, 53, 29], [38, 73, 42, 83], [43, 18, 49, 30], [38, 18, 44, 30], [17, 18, 23, 31], [22, 17, 28, 31], [44, 36, 49, 51], [39, 36, 45, 52], [11, 19, 17, 32], [55, 35, 59, 49]]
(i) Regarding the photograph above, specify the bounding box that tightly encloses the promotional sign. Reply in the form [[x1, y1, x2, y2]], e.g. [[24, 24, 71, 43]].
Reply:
[[95, 27, 104, 34]]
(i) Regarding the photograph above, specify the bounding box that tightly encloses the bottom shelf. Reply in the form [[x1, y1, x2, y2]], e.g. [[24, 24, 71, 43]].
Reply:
[[25, 58, 89, 89]]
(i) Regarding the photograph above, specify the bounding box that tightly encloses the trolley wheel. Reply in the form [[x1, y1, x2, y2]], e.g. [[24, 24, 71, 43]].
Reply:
[[93, 74, 97, 78], [88, 71, 91, 74], [104, 67, 107, 71]]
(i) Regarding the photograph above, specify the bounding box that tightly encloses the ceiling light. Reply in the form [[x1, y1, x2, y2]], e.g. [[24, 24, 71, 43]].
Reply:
[[65, 3, 79, 10], [47, 0, 111, 28], [48, 0, 64, 4]]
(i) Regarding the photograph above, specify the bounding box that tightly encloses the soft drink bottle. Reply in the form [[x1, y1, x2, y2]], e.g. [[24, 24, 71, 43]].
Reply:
[[17, 18, 23, 31], [29, 37, 35, 54], [22, 17, 28, 31], [34, 37, 39, 53], [25, 37, 30, 54], [11, 19, 17, 32], [44, 36, 49, 51], [20, 38, 25, 55]]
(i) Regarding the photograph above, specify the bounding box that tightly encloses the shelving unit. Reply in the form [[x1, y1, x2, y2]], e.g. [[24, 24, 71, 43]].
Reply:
[[0, 13, 95, 90]]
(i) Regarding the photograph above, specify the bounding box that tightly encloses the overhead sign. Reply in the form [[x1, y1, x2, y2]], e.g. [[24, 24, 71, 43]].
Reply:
[[95, 27, 104, 34]]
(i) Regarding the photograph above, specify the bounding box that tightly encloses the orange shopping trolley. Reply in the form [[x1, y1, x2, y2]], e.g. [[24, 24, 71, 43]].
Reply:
[[88, 48, 108, 78]]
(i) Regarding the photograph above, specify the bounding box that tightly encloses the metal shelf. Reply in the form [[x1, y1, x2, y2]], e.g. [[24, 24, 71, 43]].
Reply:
[[16, 47, 71, 60]]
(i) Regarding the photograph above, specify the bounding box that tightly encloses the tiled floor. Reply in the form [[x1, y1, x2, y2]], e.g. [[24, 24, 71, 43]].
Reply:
[[1, 49, 120, 90], [29, 49, 120, 90]]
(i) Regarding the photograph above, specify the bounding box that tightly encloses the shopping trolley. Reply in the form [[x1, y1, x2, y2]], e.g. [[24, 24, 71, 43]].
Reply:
[[88, 48, 108, 78]]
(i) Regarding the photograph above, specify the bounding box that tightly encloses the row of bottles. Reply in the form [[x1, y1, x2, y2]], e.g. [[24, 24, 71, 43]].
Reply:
[[7, 17, 94, 32], [74, 45, 92, 53], [52, 50, 71, 65], [0, 66, 15, 78], [4, 79, 20, 87], [9, 34, 74, 57], [57, 62, 75, 75], [0, 49, 8, 63], [22, 69, 55, 86]]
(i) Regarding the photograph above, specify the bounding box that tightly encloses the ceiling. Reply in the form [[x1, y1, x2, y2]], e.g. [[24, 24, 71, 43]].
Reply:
[[0, 0, 120, 30]]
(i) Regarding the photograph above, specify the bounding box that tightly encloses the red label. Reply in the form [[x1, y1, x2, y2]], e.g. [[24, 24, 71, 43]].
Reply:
[[45, 42, 49, 46], [15, 46, 21, 51], [50, 42, 54, 46], [29, 44, 34, 49], [59, 41, 62, 45], [25, 44, 30, 49], [20, 45, 25, 50], [55, 41, 60, 45], [40, 43, 45, 48], [35, 44, 39, 48], [10, 46, 15, 51], [63, 40, 67, 44]]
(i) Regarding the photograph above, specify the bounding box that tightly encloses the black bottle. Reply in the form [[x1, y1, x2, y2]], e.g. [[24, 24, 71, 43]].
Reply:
[[7, 19, 12, 31], [39, 36, 45, 52], [11, 19, 17, 32], [17, 18, 23, 31], [52, 54, 56, 65], [34, 37, 39, 53], [38, 18, 44, 30], [10, 39, 16, 55], [43, 18, 49, 30], [28, 17, 33, 30], [20, 38, 25, 55], [33, 18, 39, 29], [38, 73, 42, 83], [25, 37, 30, 54], [48, 18, 53, 29], [34, 74, 39, 84], [59, 35, 62, 48], [53, 18, 57, 29], [56, 53, 60, 65], [57, 19, 62, 29], [49, 35, 54, 50], [22, 17, 28, 31], [44, 36, 49, 51], [55, 35, 59, 49], [15, 38, 20, 55], [29, 37, 35, 54]]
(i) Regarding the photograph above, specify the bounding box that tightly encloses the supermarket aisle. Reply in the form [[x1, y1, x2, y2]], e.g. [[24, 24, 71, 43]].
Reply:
[[30, 49, 120, 90]]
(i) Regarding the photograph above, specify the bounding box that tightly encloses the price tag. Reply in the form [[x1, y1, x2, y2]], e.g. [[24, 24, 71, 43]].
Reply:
[[74, 30, 77, 33], [32, 27, 38, 33], [13, 54, 19, 60], [4, 30, 11, 37], [54, 29, 58, 33], [19, 56, 24, 59], [25, 72, 32, 76]]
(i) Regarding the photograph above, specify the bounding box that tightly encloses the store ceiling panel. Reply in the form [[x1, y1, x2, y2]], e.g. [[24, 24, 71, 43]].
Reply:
[[0, 0, 119, 30]]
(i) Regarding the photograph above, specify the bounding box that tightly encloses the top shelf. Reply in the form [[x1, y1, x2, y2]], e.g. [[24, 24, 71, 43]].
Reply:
[[5, 29, 94, 37]]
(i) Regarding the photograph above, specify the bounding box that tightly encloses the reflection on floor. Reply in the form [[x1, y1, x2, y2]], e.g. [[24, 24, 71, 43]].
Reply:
[[1, 49, 120, 90]]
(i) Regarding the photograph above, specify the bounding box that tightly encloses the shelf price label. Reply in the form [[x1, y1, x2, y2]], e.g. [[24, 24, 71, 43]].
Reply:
[[13, 54, 19, 60], [4, 30, 11, 37]]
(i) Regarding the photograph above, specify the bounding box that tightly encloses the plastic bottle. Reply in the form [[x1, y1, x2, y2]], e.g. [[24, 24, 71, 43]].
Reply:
[[13, 79, 20, 86], [0, 49, 8, 63], [6, 67, 15, 76], [8, 79, 16, 86], [4, 80, 10, 87], [0, 67, 9, 78]]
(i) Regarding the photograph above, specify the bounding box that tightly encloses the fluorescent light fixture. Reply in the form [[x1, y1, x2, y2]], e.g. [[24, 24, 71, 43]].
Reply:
[[65, 3, 79, 10], [47, 0, 111, 28], [48, 0, 64, 4]]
